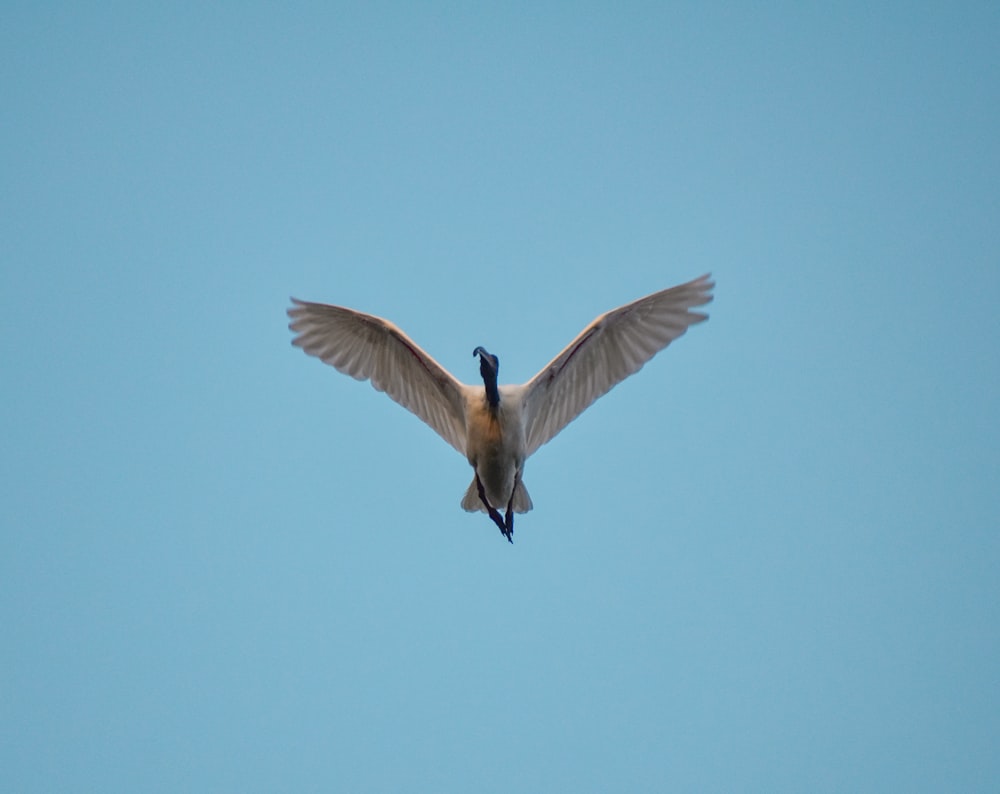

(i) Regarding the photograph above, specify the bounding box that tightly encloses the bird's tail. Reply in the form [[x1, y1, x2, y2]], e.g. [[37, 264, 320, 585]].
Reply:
[[461, 477, 533, 514]]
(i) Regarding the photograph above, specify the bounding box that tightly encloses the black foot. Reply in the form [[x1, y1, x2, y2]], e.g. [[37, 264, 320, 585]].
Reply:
[[486, 507, 507, 536], [491, 510, 512, 543]]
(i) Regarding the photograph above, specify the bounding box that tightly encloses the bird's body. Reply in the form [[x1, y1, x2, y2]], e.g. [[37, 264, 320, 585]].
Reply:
[[288, 274, 713, 542], [461, 385, 531, 517]]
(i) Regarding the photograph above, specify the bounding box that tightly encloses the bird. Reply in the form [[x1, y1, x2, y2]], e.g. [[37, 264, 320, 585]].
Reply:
[[287, 273, 713, 543]]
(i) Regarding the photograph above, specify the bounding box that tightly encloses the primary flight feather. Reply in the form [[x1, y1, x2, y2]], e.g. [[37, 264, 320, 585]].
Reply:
[[288, 273, 713, 542]]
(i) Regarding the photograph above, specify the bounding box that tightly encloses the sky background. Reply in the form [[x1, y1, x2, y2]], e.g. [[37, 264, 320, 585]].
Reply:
[[2, 3, 998, 791]]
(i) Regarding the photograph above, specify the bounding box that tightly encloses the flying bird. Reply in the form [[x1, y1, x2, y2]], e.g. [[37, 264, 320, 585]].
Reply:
[[288, 274, 713, 542]]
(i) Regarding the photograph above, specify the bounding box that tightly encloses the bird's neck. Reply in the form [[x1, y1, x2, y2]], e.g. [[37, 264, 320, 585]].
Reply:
[[483, 373, 500, 409]]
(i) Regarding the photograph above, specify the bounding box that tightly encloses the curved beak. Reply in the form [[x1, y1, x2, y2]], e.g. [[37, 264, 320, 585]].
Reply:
[[473, 346, 498, 371]]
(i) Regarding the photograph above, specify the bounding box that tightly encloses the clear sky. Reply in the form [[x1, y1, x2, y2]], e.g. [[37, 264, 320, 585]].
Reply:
[[2, 3, 998, 791]]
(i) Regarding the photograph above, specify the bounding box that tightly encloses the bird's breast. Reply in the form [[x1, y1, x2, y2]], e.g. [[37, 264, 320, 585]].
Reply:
[[464, 394, 526, 470]]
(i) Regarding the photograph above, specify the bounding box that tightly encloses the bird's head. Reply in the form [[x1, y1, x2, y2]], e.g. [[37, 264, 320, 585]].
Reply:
[[473, 346, 499, 378], [473, 346, 500, 407]]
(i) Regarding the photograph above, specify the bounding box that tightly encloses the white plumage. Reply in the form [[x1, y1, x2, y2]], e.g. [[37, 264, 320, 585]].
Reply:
[[288, 273, 713, 542]]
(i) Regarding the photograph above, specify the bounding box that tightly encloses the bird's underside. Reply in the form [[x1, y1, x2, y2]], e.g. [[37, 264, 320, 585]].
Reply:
[[287, 274, 714, 543], [461, 469, 533, 543]]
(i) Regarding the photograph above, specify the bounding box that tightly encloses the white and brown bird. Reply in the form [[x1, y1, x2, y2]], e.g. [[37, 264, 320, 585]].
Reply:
[[288, 274, 713, 542]]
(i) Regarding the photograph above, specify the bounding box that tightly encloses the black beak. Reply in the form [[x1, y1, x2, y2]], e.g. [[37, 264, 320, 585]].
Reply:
[[473, 346, 497, 371]]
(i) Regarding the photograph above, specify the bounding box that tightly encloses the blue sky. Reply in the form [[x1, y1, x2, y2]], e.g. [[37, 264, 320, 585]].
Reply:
[[2, 3, 998, 791]]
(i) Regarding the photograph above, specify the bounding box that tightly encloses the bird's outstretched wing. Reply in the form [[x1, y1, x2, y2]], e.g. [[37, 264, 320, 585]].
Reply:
[[520, 274, 714, 457], [288, 299, 469, 455]]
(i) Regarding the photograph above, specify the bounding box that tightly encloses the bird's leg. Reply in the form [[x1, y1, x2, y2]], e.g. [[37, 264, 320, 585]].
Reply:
[[476, 473, 509, 540], [502, 470, 520, 543]]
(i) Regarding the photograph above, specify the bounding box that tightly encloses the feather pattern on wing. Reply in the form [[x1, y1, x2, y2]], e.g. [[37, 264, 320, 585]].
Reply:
[[287, 299, 469, 455], [520, 274, 714, 456]]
